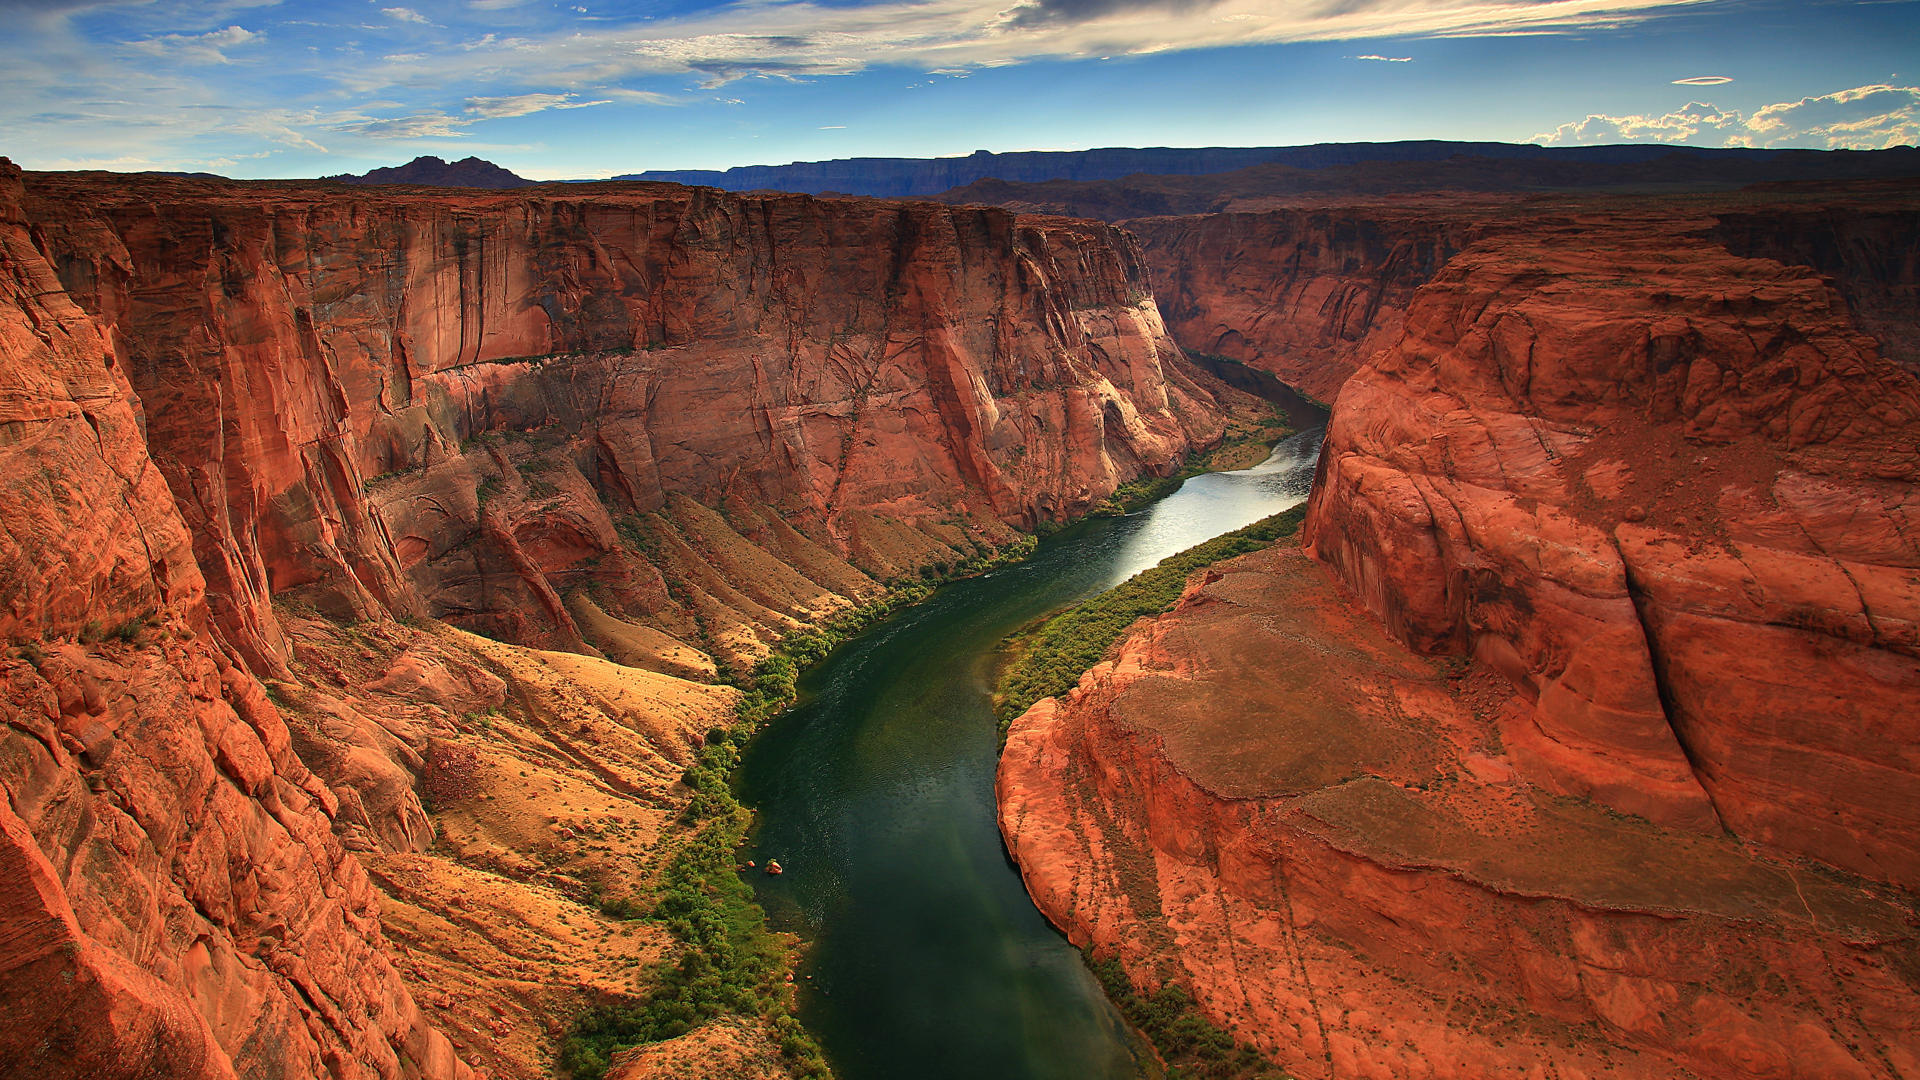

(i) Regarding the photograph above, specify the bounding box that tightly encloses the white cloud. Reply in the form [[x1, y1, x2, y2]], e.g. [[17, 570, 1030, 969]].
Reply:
[[1749, 84, 1920, 148], [1672, 75, 1730, 85], [329, 110, 467, 138], [1353, 54, 1412, 62], [464, 91, 579, 118], [128, 24, 262, 65], [1534, 83, 1920, 150], [318, 0, 1715, 96], [382, 6, 429, 23]]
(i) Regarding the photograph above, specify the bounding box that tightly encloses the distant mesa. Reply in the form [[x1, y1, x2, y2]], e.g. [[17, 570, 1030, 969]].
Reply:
[[324, 154, 533, 188], [616, 140, 1806, 199]]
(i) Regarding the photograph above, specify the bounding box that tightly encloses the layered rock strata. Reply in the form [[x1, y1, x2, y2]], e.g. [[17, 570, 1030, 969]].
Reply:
[[0, 158, 468, 1080], [1001, 197, 1920, 1078], [2, 161, 1229, 1078], [1304, 213, 1920, 880], [1129, 209, 1483, 401], [24, 172, 1222, 672]]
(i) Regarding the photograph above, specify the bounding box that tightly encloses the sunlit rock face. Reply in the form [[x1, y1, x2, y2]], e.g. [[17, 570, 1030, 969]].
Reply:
[[4, 161, 1233, 1079], [0, 156, 470, 1080], [1001, 190, 1920, 1080], [24, 172, 1225, 670]]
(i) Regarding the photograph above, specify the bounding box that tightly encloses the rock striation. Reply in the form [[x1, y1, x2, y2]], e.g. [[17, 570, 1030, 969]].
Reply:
[[3, 159, 1230, 1078], [1000, 190, 1920, 1079], [24, 171, 1221, 671], [1129, 208, 1484, 401], [0, 157, 469, 1080]]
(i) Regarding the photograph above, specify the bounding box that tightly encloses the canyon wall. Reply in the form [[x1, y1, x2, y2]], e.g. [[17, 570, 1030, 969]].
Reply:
[[1000, 191, 1920, 1079], [1708, 198, 1920, 374], [2, 161, 1231, 1078], [1303, 210, 1920, 880], [1129, 209, 1482, 401], [24, 173, 1223, 673], [0, 158, 469, 1080]]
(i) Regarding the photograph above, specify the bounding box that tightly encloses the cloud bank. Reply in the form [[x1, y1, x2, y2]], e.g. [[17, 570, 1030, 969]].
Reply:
[[1536, 84, 1920, 149]]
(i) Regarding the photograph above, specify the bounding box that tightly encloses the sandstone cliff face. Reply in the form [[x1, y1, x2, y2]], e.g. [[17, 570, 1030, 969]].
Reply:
[[0, 159, 468, 1080], [25, 174, 1219, 671], [1708, 197, 1920, 375], [7, 163, 1229, 1078], [1000, 193, 1920, 1079], [1303, 212, 1920, 880], [1001, 545, 1919, 1080], [1129, 209, 1483, 401]]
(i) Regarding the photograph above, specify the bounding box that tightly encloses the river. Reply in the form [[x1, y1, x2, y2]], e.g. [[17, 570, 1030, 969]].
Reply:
[[736, 425, 1325, 1080]]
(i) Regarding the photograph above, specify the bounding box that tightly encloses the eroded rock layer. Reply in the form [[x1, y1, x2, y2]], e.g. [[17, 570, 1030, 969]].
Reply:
[[24, 171, 1223, 672], [0, 158, 468, 1080], [2, 161, 1231, 1079], [1001, 191, 1920, 1079], [1129, 208, 1483, 401]]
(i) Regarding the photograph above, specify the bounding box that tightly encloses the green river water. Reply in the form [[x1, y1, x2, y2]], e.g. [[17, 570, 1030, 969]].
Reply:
[[736, 425, 1325, 1080]]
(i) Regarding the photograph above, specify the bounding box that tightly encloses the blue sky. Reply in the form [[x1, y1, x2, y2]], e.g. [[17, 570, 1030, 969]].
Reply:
[[1, 0, 1914, 179]]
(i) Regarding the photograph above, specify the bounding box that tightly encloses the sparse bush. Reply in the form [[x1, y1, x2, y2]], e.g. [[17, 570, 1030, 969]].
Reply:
[[996, 505, 1307, 733], [1086, 953, 1290, 1079], [598, 896, 643, 920], [558, 533, 1044, 1079]]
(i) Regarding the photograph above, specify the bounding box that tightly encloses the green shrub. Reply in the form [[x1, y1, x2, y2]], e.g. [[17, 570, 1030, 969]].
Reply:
[[560, 732, 829, 1078], [995, 505, 1307, 732], [560, 534, 1038, 1078], [1086, 953, 1290, 1080]]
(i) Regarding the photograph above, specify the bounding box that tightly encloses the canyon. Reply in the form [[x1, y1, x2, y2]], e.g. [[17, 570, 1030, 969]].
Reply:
[[2, 138, 1917, 1080], [0, 158, 1234, 1079], [999, 178, 1920, 1077]]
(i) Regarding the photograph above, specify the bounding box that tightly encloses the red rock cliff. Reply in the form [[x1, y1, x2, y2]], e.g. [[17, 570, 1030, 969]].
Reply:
[[3, 162, 1235, 1078], [1304, 208, 1920, 879], [0, 158, 469, 1080], [1000, 191, 1920, 1079], [1129, 207, 1484, 401], [25, 174, 1221, 670]]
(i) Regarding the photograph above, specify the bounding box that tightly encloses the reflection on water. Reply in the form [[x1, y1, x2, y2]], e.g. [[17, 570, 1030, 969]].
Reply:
[[1101, 428, 1323, 589], [735, 428, 1324, 1080]]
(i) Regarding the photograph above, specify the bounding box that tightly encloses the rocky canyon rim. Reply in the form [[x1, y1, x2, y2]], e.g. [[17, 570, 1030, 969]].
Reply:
[[0, 148, 1916, 1080]]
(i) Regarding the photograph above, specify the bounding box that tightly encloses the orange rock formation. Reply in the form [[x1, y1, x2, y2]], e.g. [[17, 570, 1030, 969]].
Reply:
[[1, 160, 1228, 1078], [24, 171, 1223, 673], [1131, 208, 1484, 401], [0, 158, 469, 1079], [1000, 190, 1920, 1079]]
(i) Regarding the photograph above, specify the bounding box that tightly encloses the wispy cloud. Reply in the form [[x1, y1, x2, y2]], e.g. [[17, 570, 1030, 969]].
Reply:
[[322, 0, 1715, 96], [0, 0, 1825, 175], [1672, 74, 1730, 85], [465, 92, 583, 118], [128, 24, 262, 65], [1535, 83, 1920, 149], [329, 110, 468, 138]]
